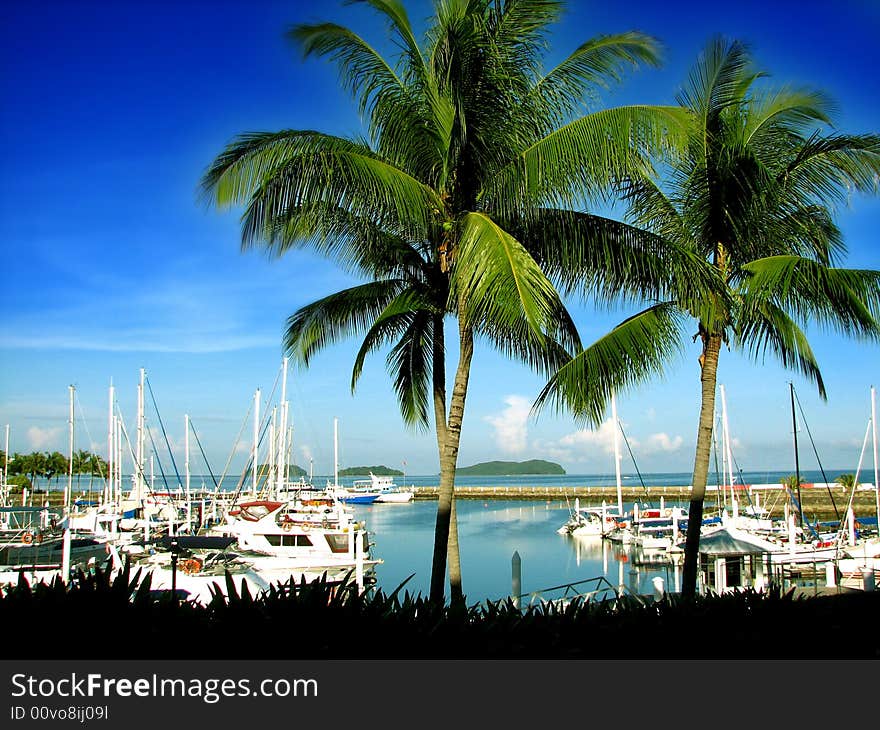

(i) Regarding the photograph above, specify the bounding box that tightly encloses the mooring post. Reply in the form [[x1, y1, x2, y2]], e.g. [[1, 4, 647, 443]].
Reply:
[[511, 551, 521, 609]]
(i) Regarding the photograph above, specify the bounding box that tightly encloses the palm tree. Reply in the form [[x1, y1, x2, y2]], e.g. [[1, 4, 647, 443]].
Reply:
[[200, 0, 690, 603], [72, 449, 91, 489], [536, 37, 880, 597], [834, 473, 858, 491], [16, 452, 48, 497]]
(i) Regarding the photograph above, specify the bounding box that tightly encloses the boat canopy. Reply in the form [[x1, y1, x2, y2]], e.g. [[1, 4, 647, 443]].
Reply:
[[697, 529, 768, 556]]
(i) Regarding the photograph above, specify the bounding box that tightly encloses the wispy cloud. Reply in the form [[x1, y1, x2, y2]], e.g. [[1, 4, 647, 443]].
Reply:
[[1, 256, 349, 354], [484, 395, 532, 454], [4, 331, 279, 353], [558, 418, 619, 457], [26, 426, 63, 450]]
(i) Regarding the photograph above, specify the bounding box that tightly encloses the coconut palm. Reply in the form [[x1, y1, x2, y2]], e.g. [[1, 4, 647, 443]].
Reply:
[[200, 0, 694, 603], [834, 473, 858, 491], [536, 37, 880, 597]]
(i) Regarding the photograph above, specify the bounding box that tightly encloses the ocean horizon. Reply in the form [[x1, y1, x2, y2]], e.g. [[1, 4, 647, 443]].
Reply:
[[26, 467, 875, 493]]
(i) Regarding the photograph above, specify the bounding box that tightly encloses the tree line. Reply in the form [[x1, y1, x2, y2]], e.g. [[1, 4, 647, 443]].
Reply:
[[1, 449, 108, 490]]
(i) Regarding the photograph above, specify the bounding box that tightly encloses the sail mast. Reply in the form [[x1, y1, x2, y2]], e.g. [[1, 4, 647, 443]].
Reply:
[[252, 388, 260, 497], [334, 417, 339, 488], [611, 392, 623, 516], [67, 384, 74, 515], [871, 386, 878, 536], [789, 383, 803, 530]]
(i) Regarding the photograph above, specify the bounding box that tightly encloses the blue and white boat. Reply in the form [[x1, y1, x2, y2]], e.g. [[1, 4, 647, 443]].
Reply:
[[354, 473, 414, 503], [328, 482, 381, 504]]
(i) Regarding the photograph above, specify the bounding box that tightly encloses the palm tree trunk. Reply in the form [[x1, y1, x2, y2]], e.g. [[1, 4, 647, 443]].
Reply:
[[681, 332, 722, 597], [430, 319, 473, 604]]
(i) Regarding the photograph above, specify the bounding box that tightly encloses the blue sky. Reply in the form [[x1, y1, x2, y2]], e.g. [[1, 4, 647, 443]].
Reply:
[[1, 0, 878, 481]]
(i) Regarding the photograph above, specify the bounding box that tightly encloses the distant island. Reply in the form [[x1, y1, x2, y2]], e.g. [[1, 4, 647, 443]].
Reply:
[[257, 463, 307, 477], [456, 459, 565, 476], [339, 465, 404, 477]]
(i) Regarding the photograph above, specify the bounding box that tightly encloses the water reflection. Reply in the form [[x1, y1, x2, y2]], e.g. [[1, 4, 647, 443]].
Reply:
[[353, 498, 682, 602]]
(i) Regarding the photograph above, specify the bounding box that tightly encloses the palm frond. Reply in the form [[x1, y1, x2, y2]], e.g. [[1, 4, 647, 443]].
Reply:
[[533, 303, 687, 426], [676, 37, 755, 128], [283, 280, 406, 366], [227, 132, 441, 247], [450, 211, 561, 338], [734, 298, 826, 398], [487, 105, 692, 212], [532, 32, 662, 121], [740, 256, 880, 340], [386, 311, 435, 428]]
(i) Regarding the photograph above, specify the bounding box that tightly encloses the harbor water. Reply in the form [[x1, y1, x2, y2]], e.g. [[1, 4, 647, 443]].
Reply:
[[350, 497, 686, 604]]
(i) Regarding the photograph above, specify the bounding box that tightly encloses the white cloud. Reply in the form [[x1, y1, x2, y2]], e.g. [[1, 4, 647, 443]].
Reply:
[[27, 426, 62, 451], [644, 432, 684, 453], [484, 395, 532, 454], [558, 418, 620, 457], [299, 444, 314, 466]]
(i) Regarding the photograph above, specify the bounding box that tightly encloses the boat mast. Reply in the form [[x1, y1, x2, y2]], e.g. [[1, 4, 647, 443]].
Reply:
[[872, 386, 878, 537], [67, 384, 74, 514], [3, 424, 9, 507], [268, 408, 276, 497], [278, 357, 288, 495], [185, 413, 190, 498], [611, 392, 623, 515], [136, 368, 145, 506], [720, 385, 735, 515], [115, 415, 122, 507], [334, 417, 339, 488], [107, 381, 114, 507], [252, 388, 260, 497], [789, 383, 804, 530]]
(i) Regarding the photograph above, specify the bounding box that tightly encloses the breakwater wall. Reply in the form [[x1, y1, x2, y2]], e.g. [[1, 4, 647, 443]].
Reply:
[[410, 484, 879, 520]]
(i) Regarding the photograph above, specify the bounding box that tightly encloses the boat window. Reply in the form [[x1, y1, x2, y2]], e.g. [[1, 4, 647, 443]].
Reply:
[[264, 534, 313, 547]]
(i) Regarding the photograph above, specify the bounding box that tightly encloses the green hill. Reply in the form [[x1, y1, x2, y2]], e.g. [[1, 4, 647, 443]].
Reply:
[[455, 459, 565, 476], [339, 465, 404, 477], [257, 463, 307, 477]]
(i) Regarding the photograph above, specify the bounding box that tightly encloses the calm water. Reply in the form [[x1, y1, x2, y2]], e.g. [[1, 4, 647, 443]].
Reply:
[[349, 498, 685, 604]]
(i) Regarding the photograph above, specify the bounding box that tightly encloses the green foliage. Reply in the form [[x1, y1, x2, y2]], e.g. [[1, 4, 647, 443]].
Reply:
[[2, 567, 876, 658], [6, 450, 109, 483], [780, 474, 805, 489], [5, 474, 31, 490], [456, 459, 565, 475], [833, 473, 858, 489], [338, 465, 403, 476]]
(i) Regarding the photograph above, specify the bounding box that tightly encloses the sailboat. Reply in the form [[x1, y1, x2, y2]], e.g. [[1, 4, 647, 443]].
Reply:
[[558, 394, 627, 538]]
